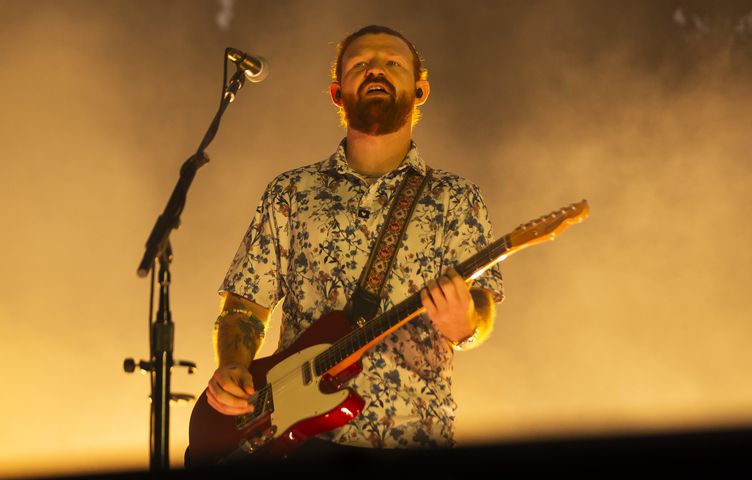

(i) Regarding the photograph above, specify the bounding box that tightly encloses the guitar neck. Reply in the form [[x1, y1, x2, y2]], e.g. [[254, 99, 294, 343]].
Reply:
[[312, 198, 590, 376], [313, 233, 513, 376], [455, 233, 512, 282]]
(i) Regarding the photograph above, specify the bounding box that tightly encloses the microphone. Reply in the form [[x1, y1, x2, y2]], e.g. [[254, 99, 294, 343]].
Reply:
[[226, 47, 269, 83]]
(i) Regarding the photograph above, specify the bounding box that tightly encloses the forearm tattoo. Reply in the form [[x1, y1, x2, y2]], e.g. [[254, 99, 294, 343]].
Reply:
[[236, 317, 260, 355], [215, 313, 265, 358]]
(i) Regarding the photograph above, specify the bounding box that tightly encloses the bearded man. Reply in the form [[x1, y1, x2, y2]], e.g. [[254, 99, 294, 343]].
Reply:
[[204, 25, 504, 455]]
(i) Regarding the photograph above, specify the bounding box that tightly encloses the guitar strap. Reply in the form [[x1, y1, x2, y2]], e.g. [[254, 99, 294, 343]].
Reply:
[[345, 167, 432, 328]]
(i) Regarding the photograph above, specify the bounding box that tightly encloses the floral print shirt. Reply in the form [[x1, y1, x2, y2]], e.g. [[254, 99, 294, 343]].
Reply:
[[221, 140, 504, 448]]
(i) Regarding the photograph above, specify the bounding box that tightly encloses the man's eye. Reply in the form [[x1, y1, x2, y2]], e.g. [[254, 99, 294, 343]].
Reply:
[[387, 60, 401, 67], [353, 61, 367, 68]]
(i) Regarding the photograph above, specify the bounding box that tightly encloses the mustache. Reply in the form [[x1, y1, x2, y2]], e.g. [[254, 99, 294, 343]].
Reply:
[[358, 77, 395, 96]]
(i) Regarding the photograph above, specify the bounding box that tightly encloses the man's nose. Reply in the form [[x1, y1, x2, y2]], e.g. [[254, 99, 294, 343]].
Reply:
[[365, 59, 387, 75]]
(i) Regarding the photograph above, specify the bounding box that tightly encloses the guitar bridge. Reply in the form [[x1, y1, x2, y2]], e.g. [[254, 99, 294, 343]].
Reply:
[[235, 388, 274, 430], [235, 413, 254, 430]]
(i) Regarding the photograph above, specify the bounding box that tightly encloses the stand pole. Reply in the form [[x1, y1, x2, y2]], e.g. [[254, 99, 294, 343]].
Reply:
[[150, 243, 174, 470], [125, 65, 249, 472]]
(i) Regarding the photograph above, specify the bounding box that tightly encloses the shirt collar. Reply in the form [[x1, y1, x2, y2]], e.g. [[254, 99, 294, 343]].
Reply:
[[324, 138, 427, 177]]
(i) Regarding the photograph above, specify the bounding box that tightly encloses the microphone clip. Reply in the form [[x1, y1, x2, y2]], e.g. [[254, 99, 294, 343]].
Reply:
[[223, 68, 246, 103]]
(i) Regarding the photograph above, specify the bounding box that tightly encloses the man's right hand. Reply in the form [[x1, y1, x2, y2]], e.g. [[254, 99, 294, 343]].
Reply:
[[206, 363, 256, 416]]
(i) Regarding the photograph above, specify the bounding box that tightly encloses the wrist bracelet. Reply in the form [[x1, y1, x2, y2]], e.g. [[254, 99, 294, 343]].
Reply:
[[447, 326, 479, 351]]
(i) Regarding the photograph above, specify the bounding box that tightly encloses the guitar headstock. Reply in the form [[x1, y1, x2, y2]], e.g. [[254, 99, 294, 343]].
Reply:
[[507, 199, 590, 250]]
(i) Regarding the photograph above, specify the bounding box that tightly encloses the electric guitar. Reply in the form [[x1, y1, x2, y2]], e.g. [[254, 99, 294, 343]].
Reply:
[[188, 199, 590, 465]]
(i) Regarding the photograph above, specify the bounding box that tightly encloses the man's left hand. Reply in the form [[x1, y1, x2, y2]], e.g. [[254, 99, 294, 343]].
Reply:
[[420, 267, 476, 342]]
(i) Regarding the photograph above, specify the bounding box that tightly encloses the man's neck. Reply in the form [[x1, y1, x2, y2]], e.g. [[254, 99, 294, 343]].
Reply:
[[345, 126, 412, 178]]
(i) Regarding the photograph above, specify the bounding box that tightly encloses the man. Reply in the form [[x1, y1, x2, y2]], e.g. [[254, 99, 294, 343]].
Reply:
[[206, 25, 504, 451]]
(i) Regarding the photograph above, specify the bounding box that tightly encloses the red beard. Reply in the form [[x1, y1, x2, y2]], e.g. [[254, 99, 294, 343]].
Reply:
[[342, 81, 413, 135]]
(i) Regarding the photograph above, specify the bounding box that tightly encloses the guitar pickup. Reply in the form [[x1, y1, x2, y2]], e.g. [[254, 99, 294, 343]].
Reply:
[[302, 361, 313, 385]]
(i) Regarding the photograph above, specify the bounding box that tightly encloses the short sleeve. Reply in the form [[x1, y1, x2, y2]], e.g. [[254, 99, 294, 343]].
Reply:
[[441, 182, 504, 304], [219, 182, 288, 310]]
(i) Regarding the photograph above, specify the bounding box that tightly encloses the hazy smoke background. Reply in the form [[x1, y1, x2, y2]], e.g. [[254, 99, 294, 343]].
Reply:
[[1, 0, 751, 476]]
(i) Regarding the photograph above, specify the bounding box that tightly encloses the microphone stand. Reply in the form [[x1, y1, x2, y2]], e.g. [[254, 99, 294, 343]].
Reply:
[[125, 59, 249, 472]]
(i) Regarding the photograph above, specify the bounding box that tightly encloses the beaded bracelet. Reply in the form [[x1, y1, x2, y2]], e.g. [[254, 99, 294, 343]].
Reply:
[[218, 308, 266, 339]]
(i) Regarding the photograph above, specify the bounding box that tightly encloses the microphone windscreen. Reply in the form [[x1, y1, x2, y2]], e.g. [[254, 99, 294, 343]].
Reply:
[[245, 56, 269, 83]]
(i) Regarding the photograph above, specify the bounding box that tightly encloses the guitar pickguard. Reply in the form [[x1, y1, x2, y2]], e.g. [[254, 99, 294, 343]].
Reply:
[[265, 344, 351, 439]]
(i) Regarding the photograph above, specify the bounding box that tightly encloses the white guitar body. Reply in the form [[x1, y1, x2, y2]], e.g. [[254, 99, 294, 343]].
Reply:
[[263, 344, 351, 440]]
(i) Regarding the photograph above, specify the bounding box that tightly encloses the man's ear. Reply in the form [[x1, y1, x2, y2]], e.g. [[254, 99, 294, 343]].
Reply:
[[330, 83, 343, 107], [415, 80, 430, 106]]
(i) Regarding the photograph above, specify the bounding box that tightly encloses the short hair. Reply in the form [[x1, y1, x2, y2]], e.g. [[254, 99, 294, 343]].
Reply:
[[331, 25, 428, 83]]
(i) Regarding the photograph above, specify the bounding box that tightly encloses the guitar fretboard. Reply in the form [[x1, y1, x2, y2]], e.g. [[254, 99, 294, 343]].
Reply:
[[313, 233, 512, 376]]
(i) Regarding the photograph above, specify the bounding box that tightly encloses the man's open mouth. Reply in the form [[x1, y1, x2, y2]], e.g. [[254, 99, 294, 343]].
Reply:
[[361, 82, 393, 96]]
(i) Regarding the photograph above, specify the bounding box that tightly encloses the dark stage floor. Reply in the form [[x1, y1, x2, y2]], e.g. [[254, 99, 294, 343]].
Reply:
[[22, 425, 752, 479]]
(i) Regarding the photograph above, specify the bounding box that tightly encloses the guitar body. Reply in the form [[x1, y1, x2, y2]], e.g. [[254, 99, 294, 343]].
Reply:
[[188, 310, 365, 466]]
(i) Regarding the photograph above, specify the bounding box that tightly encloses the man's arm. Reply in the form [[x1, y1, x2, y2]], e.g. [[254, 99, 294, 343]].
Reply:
[[206, 292, 272, 415], [421, 268, 496, 351], [214, 292, 271, 367]]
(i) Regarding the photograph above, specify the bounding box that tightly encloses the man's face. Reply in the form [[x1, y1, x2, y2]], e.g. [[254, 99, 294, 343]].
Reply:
[[338, 33, 418, 135]]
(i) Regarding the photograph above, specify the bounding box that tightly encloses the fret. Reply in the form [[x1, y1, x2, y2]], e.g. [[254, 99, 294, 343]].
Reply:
[[457, 235, 509, 280], [389, 309, 398, 327], [365, 320, 380, 340], [354, 329, 366, 350]]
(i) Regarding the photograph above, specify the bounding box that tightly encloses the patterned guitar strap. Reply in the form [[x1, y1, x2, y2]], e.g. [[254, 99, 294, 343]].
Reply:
[[345, 167, 432, 328]]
